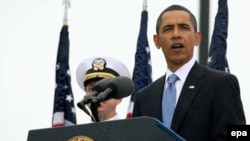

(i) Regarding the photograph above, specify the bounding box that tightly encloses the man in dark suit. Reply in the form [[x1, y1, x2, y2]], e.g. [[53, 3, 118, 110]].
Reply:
[[132, 4, 245, 141]]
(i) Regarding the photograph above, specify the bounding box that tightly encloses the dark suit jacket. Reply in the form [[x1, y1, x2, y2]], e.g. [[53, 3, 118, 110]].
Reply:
[[132, 62, 245, 141]]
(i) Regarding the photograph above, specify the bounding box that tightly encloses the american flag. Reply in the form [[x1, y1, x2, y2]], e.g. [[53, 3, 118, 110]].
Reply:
[[52, 25, 77, 127], [126, 9, 152, 118], [207, 0, 230, 73]]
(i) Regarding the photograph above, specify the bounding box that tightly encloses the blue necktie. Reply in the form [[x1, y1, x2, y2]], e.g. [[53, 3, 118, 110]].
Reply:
[[162, 74, 179, 128]]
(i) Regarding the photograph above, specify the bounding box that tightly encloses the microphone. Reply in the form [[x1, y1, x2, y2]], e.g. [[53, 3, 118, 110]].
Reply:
[[93, 76, 134, 103], [77, 78, 111, 109]]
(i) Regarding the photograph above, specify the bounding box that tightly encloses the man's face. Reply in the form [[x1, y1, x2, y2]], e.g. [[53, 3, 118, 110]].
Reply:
[[154, 10, 201, 71], [85, 79, 121, 115]]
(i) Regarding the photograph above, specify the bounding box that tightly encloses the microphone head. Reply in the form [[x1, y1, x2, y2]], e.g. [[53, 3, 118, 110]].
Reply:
[[108, 76, 134, 99], [78, 77, 112, 106], [91, 78, 112, 93]]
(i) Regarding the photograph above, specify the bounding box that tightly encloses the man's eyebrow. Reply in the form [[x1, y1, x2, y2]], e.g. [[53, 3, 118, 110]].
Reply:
[[161, 23, 190, 28]]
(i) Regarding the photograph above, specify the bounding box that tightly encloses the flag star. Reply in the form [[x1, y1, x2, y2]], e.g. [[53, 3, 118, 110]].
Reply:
[[71, 107, 76, 114], [207, 56, 212, 63], [64, 85, 69, 89], [148, 59, 151, 66], [56, 63, 60, 70], [145, 46, 150, 54], [67, 69, 71, 76], [66, 94, 73, 102]]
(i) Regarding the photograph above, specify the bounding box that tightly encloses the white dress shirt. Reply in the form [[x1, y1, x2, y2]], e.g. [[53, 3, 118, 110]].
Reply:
[[164, 57, 196, 105]]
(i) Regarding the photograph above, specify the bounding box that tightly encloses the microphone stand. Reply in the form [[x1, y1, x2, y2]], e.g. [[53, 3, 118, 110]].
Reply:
[[77, 103, 95, 122], [77, 96, 99, 122], [90, 98, 101, 122]]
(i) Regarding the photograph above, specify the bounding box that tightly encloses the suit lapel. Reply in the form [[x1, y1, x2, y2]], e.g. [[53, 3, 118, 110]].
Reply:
[[151, 75, 166, 121], [171, 62, 205, 131]]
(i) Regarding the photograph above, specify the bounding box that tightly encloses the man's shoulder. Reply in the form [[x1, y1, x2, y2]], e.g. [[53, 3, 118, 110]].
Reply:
[[136, 75, 165, 94], [195, 63, 238, 82]]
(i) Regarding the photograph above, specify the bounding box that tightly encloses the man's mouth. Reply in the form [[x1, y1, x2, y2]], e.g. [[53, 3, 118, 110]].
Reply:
[[171, 43, 184, 49]]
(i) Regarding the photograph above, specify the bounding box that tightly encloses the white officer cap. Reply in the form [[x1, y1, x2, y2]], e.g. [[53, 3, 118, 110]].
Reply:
[[76, 56, 131, 91]]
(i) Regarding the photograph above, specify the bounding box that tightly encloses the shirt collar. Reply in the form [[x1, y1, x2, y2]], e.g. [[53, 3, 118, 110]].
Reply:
[[165, 57, 195, 83], [103, 114, 120, 122]]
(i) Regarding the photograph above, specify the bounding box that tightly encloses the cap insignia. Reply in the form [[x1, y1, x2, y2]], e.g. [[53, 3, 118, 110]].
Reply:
[[92, 58, 106, 71]]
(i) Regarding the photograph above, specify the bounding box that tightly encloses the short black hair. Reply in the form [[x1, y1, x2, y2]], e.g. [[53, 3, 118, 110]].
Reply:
[[156, 4, 198, 34]]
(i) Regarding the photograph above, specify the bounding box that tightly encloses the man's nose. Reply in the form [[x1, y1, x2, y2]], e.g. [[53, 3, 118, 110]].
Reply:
[[172, 27, 181, 38]]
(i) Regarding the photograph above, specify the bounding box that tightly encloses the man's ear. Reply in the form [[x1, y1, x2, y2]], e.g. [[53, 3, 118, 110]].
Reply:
[[153, 34, 161, 49], [195, 32, 202, 46]]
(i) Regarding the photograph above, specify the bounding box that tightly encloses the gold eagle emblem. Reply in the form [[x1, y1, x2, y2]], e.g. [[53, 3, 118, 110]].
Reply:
[[92, 58, 106, 71]]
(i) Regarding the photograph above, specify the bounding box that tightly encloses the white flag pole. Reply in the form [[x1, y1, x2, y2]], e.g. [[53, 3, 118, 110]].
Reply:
[[143, 0, 147, 11], [62, 0, 71, 25]]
